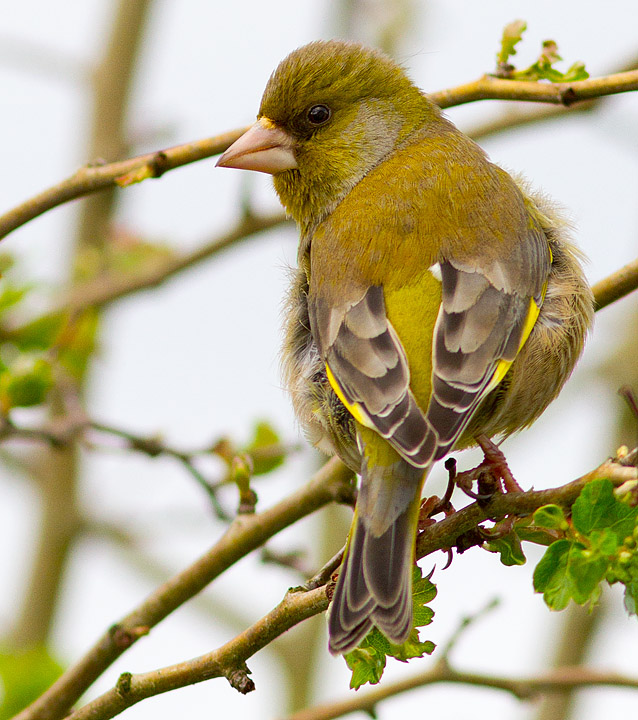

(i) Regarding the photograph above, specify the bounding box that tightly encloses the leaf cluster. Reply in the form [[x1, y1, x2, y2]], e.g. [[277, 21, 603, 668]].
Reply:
[[344, 566, 436, 689], [0, 236, 179, 414], [496, 20, 589, 82], [533, 479, 638, 612]]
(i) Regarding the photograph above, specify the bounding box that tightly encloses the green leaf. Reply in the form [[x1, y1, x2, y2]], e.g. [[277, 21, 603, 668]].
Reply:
[[497, 19, 527, 65], [0, 645, 63, 719], [588, 528, 619, 556], [516, 525, 559, 546], [533, 504, 568, 530], [573, 478, 637, 542], [343, 566, 436, 688], [566, 544, 609, 604], [486, 531, 527, 566], [12, 312, 65, 351], [387, 630, 435, 663], [562, 61, 589, 82], [0, 358, 53, 409], [533, 539, 571, 608], [345, 644, 386, 690], [411, 565, 437, 616], [244, 420, 285, 475], [0, 284, 28, 315], [510, 37, 589, 83], [534, 533, 613, 610]]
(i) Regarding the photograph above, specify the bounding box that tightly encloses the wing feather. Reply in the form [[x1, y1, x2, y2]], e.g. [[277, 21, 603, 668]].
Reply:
[[309, 235, 550, 467]]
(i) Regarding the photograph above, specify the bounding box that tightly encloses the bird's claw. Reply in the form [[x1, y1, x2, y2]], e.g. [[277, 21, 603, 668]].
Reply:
[[451, 435, 523, 502]]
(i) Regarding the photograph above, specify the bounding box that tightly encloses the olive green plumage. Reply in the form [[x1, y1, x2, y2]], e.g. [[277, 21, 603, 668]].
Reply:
[[218, 40, 594, 655]]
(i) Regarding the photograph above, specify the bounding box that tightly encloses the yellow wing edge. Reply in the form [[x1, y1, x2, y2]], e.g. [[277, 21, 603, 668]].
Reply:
[[485, 294, 542, 394], [325, 363, 375, 429]]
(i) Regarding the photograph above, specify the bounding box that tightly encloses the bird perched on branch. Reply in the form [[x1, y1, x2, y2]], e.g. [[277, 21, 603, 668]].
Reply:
[[217, 40, 594, 655]]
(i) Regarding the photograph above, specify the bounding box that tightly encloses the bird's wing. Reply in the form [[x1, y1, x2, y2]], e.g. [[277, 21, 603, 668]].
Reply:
[[425, 253, 546, 461], [309, 233, 550, 467]]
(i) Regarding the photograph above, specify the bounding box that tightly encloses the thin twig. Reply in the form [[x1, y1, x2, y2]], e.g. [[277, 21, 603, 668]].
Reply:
[[88, 420, 231, 520], [437, 597, 500, 663], [281, 664, 638, 720], [58, 211, 290, 313]]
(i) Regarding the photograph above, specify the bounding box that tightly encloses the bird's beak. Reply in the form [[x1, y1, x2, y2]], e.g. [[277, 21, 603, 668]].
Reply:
[[216, 118, 298, 174]]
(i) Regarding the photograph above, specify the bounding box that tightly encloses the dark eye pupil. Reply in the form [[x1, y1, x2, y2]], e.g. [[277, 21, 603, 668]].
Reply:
[[307, 104, 331, 125]]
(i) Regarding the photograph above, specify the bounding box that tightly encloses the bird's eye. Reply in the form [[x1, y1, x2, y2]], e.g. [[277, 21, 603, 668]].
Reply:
[[307, 104, 331, 126]]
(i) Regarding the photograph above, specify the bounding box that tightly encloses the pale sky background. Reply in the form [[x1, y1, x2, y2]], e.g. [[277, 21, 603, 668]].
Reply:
[[1, 2, 637, 719]]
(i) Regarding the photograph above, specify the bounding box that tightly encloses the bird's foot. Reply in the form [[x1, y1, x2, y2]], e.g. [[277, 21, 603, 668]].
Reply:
[[455, 434, 522, 501], [475, 434, 522, 493]]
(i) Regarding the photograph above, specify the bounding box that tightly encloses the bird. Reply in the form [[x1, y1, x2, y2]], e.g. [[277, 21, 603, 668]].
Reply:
[[216, 40, 594, 655]]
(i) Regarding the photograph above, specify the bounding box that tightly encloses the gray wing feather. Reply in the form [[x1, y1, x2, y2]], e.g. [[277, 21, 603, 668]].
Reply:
[[310, 234, 550, 467]]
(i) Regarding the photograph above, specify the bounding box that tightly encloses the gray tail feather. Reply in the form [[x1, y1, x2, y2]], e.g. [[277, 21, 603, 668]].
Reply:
[[328, 459, 424, 655]]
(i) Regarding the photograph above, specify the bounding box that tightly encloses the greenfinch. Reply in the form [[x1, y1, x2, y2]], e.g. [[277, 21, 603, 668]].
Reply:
[[217, 40, 594, 655]]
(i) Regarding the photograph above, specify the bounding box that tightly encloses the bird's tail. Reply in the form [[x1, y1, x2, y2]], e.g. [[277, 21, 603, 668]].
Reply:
[[328, 449, 427, 655]]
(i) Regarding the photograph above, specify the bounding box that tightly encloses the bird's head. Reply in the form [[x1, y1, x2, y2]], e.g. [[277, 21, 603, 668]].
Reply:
[[217, 40, 437, 229]]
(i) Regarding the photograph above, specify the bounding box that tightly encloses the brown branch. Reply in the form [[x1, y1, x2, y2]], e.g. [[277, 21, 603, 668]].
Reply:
[[67, 585, 328, 720], [12, 457, 354, 720], [464, 54, 637, 140], [416, 458, 637, 559], [282, 663, 638, 720], [23, 456, 636, 720], [2, 69, 638, 243], [430, 69, 638, 109], [592, 258, 638, 311], [0, 127, 248, 242], [61, 210, 290, 312]]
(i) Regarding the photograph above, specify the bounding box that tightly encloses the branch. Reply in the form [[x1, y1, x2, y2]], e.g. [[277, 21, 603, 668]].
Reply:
[[415, 458, 637, 559], [466, 53, 638, 140], [1, 68, 637, 243], [430, 69, 638, 109], [0, 128, 248, 242], [592, 258, 638, 311], [0, 416, 299, 522], [12, 457, 354, 720], [67, 585, 329, 720], [25, 456, 636, 720], [60, 210, 290, 312], [282, 664, 638, 720]]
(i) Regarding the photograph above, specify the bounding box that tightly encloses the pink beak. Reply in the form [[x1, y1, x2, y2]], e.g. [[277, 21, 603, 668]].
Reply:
[[216, 118, 298, 175]]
